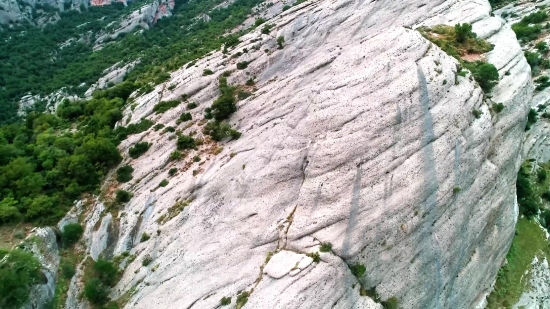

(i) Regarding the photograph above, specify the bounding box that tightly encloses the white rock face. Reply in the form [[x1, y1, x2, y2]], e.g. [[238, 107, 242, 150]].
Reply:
[[263, 250, 313, 279], [514, 256, 550, 309], [66, 0, 534, 308], [21, 227, 60, 309]]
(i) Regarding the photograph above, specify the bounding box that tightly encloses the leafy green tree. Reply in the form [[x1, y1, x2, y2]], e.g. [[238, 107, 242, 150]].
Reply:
[[115, 190, 132, 203], [84, 278, 109, 305], [473, 63, 499, 92], [455, 23, 475, 43], [0, 198, 21, 223], [62, 223, 84, 247], [94, 259, 118, 286], [0, 249, 41, 309]]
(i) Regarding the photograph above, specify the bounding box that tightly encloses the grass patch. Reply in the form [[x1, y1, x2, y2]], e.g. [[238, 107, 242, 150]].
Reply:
[[486, 218, 550, 308], [418, 24, 494, 59]]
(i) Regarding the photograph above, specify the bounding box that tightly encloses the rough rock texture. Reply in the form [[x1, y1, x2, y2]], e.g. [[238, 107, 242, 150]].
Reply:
[[85, 61, 139, 97], [0, 0, 66, 26], [93, 0, 175, 48], [64, 200, 110, 309], [18, 89, 79, 116], [21, 227, 60, 309], [66, 0, 533, 308], [514, 256, 550, 309]]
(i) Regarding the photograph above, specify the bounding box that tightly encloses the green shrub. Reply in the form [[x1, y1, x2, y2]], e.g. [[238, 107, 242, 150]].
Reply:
[[115, 190, 132, 203], [221, 296, 232, 306], [94, 259, 118, 286], [164, 126, 176, 133], [169, 150, 183, 161], [282, 4, 290, 11], [236, 291, 250, 309], [245, 78, 255, 86], [319, 242, 332, 252], [492, 103, 505, 113], [114, 118, 154, 140], [203, 69, 214, 76], [0, 249, 41, 308], [516, 165, 540, 217], [455, 23, 474, 43], [535, 75, 550, 91], [528, 108, 538, 125], [84, 278, 109, 305], [61, 261, 76, 279], [236, 61, 249, 70], [116, 165, 134, 182], [349, 263, 366, 278], [453, 187, 461, 194], [153, 123, 165, 131], [237, 90, 252, 100], [307, 252, 320, 263], [159, 179, 169, 187], [261, 24, 272, 34], [153, 100, 180, 114], [381, 297, 400, 309], [177, 135, 196, 150], [140, 233, 150, 242], [129, 142, 151, 158], [187, 102, 198, 109], [277, 36, 285, 49], [179, 112, 192, 122], [193, 156, 201, 162], [62, 223, 84, 247], [472, 109, 482, 119], [168, 168, 178, 176], [472, 63, 499, 92], [254, 18, 265, 26], [142, 255, 152, 266], [203, 121, 242, 141], [538, 169, 547, 183], [536, 41, 549, 53]]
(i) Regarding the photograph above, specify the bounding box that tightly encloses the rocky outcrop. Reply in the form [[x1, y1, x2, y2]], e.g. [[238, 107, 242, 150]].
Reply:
[[93, 0, 175, 48], [21, 227, 60, 309], [66, 0, 533, 308], [514, 256, 550, 309], [85, 60, 139, 97]]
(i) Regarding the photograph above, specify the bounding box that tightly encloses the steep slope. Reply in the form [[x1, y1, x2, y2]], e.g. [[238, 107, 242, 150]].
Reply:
[[66, 0, 532, 308]]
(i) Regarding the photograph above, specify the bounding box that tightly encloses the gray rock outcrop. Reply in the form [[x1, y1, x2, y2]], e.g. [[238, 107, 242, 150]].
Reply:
[[21, 227, 60, 309], [67, 0, 533, 308]]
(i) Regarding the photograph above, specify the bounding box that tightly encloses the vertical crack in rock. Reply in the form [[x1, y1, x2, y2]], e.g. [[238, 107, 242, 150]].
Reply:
[[417, 64, 442, 309]]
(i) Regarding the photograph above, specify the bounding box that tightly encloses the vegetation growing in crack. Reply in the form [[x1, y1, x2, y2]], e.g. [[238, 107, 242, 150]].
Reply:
[[157, 200, 189, 225], [203, 76, 242, 141]]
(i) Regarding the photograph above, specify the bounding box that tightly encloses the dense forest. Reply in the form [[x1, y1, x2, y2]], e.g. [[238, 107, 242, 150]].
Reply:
[[0, 0, 263, 124]]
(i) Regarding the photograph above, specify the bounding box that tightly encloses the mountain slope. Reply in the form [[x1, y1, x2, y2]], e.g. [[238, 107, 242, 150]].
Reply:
[[59, 0, 534, 308]]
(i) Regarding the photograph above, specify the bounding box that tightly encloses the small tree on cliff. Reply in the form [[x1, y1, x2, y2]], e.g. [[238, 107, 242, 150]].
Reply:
[[455, 23, 475, 43]]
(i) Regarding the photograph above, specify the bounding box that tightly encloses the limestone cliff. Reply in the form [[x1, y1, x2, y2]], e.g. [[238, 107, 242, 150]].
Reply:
[[64, 0, 533, 308]]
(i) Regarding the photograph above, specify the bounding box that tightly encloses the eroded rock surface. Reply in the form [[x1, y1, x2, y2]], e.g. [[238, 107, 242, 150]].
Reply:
[[67, 0, 534, 308]]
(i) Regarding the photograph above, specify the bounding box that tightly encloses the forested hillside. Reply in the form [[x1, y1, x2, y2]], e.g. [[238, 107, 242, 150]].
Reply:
[[0, 0, 264, 222], [0, 0, 262, 124]]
